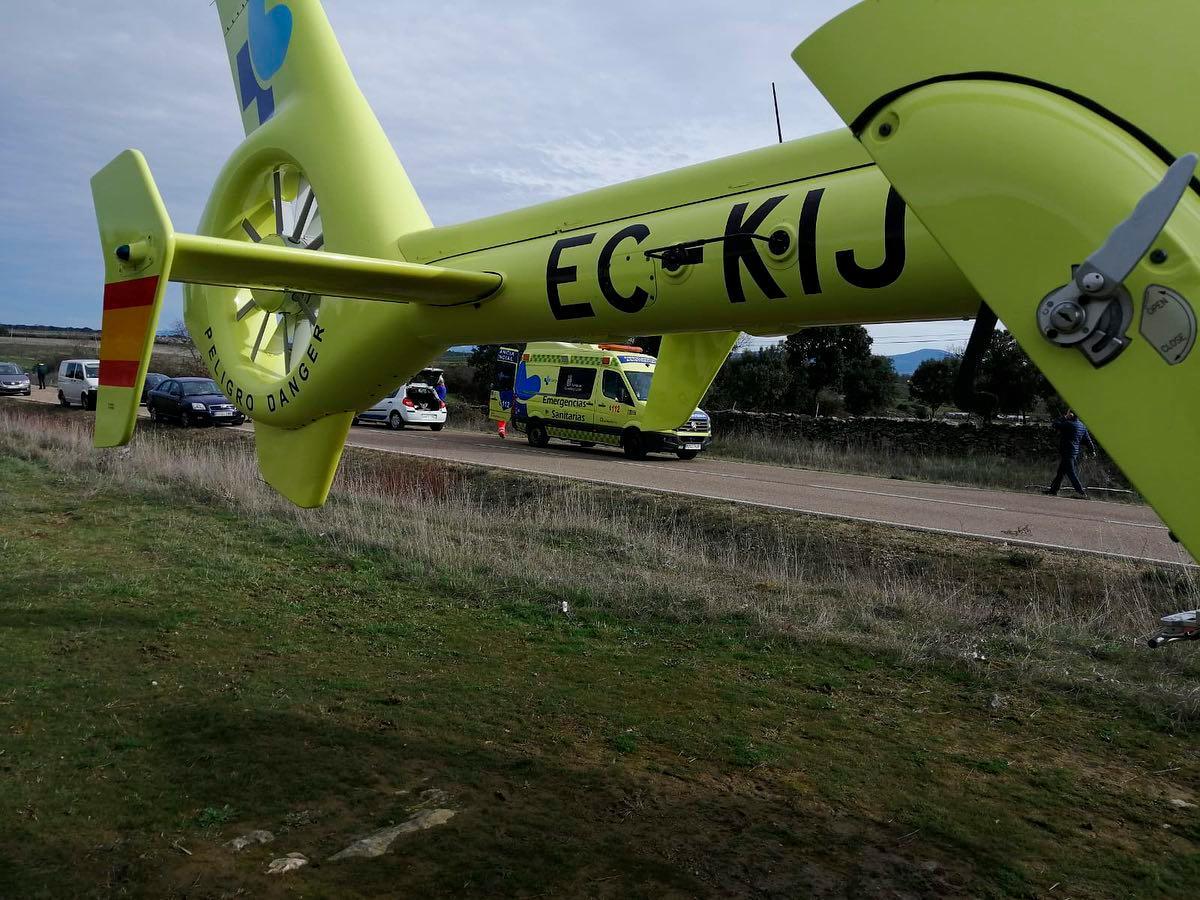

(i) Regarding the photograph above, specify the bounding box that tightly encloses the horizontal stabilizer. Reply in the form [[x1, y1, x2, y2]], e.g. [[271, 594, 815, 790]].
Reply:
[[171, 233, 501, 306]]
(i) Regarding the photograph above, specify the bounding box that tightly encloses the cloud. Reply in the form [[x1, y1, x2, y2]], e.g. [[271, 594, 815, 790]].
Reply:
[[0, 0, 967, 353]]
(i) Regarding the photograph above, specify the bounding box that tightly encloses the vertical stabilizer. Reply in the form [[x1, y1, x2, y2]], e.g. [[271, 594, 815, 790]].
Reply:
[[91, 150, 176, 448]]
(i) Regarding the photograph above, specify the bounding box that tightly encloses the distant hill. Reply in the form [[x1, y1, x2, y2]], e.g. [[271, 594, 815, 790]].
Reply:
[[1, 323, 99, 337], [887, 348, 952, 376]]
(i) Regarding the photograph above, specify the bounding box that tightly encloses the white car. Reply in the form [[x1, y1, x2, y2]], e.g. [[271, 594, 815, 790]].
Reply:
[[58, 359, 101, 409], [354, 377, 447, 431]]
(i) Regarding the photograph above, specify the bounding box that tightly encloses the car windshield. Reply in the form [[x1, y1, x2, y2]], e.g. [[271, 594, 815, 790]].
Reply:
[[0, 364, 21, 375], [84, 364, 100, 378], [182, 380, 221, 396], [625, 371, 653, 402]]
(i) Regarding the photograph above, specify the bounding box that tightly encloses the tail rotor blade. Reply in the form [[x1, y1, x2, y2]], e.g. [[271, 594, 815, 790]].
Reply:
[[273, 170, 284, 236], [296, 293, 318, 325], [250, 311, 270, 362], [292, 189, 316, 243], [281, 314, 293, 372]]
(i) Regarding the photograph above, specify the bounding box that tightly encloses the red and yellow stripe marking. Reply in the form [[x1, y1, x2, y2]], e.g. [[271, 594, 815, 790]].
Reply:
[[99, 275, 160, 388]]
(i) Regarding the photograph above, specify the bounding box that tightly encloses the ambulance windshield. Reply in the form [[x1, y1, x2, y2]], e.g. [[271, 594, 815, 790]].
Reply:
[[626, 371, 653, 402]]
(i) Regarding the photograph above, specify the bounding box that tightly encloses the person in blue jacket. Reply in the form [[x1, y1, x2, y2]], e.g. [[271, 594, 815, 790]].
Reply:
[[1045, 410, 1096, 498], [435, 374, 448, 404]]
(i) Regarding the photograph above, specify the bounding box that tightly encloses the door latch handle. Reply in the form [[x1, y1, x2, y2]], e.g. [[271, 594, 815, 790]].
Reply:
[[1038, 153, 1198, 367]]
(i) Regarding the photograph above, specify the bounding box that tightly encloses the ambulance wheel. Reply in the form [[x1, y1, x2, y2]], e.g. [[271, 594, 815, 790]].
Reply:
[[676, 450, 698, 461], [527, 421, 550, 448], [389, 411, 405, 430], [622, 429, 647, 460]]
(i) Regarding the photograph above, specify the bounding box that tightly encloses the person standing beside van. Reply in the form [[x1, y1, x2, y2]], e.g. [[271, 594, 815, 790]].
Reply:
[[34, 361, 46, 389]]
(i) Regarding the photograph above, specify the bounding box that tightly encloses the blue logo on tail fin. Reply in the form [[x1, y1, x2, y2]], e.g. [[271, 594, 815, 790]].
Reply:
[[249, 0, 293, 81], [236, 1, 293, 128]]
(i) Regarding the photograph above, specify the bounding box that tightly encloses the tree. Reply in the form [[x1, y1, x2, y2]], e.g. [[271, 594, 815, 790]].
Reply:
[[466, 344, 502, 404], [843, 355, 899, 414], [908, 356, 959, 413], [976, 331, 1045, 418], [783, 325, 874, 413], [704, 345, 793, 411], [162, 318, 209, 376]]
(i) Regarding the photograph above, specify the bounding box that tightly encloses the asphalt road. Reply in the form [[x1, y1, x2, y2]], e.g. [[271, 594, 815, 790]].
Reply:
[[13, 389, 1192, 566]]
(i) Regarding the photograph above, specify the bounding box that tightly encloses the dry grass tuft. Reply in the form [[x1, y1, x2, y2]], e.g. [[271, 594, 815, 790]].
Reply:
[[710, 430, 1134, 498]]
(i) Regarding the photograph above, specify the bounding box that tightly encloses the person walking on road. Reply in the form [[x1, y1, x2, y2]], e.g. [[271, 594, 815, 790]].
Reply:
[[34, 361, 46, 390], [1045, 410, 1096, 498]]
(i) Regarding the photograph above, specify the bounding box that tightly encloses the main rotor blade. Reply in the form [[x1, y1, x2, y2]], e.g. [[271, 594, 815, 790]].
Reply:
[[236, 299, 256, 321], [292, 189, 315, 243], [241, 219, 262, 243], [250, 311, 269, 362], [273, 170, 284, 236]]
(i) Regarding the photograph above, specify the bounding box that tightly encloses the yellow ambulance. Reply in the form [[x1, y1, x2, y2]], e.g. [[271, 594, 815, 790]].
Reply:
[[489, 342, 712, 459]]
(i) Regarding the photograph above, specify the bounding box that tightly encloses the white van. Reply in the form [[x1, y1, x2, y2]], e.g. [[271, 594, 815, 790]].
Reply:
[[58, 359, 101, 409]]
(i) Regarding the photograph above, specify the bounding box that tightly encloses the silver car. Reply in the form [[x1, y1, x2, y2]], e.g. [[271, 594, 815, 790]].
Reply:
[[0, 362, 31, 396]]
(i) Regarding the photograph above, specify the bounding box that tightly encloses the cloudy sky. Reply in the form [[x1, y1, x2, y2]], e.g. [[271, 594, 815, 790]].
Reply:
[[0, 0, 972, 354]]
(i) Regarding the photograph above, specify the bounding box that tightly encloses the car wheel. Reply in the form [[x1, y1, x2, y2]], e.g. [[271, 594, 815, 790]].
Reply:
[[388, 411, 405, 430], [79, 391, 89, 410], [576, 441, 595, 448], [351, 416, 360, 427], [622, 429, 647, 460], [676, 450, 699, 461], [429, 423, 444, 432], [181, 411, 193, 428], [527, 420, 550, 448], [58, 390, 68, 407], [148, 405, 158, 422]]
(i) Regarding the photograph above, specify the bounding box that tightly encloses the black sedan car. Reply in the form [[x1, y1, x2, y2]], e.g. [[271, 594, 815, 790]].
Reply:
[[146, 377, 245, 427], [141, 372, 168, 405]]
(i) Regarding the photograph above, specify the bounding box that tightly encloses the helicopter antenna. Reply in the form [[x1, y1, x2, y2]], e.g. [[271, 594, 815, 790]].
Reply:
[[771, 82, 783, 144]]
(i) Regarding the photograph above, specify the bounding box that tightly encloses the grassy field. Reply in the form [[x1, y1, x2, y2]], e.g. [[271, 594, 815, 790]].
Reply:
[[1, 403, 1198, 898], [0, 337, 199, 383]]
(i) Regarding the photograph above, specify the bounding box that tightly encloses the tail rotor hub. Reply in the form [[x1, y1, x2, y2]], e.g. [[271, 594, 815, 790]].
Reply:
[[222, 164, 326, 375]]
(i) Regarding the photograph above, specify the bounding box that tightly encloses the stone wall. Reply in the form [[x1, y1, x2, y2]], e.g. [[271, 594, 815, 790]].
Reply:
[[710, 410, 1093, 462]]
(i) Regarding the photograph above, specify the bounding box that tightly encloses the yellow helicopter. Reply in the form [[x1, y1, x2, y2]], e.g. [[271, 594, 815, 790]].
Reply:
[[93, 0, 1200, 589]]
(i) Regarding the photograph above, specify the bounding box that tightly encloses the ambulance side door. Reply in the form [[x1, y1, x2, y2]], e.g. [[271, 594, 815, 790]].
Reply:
[[594, 369, 636, 441], [547, 366, 596, 435]]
